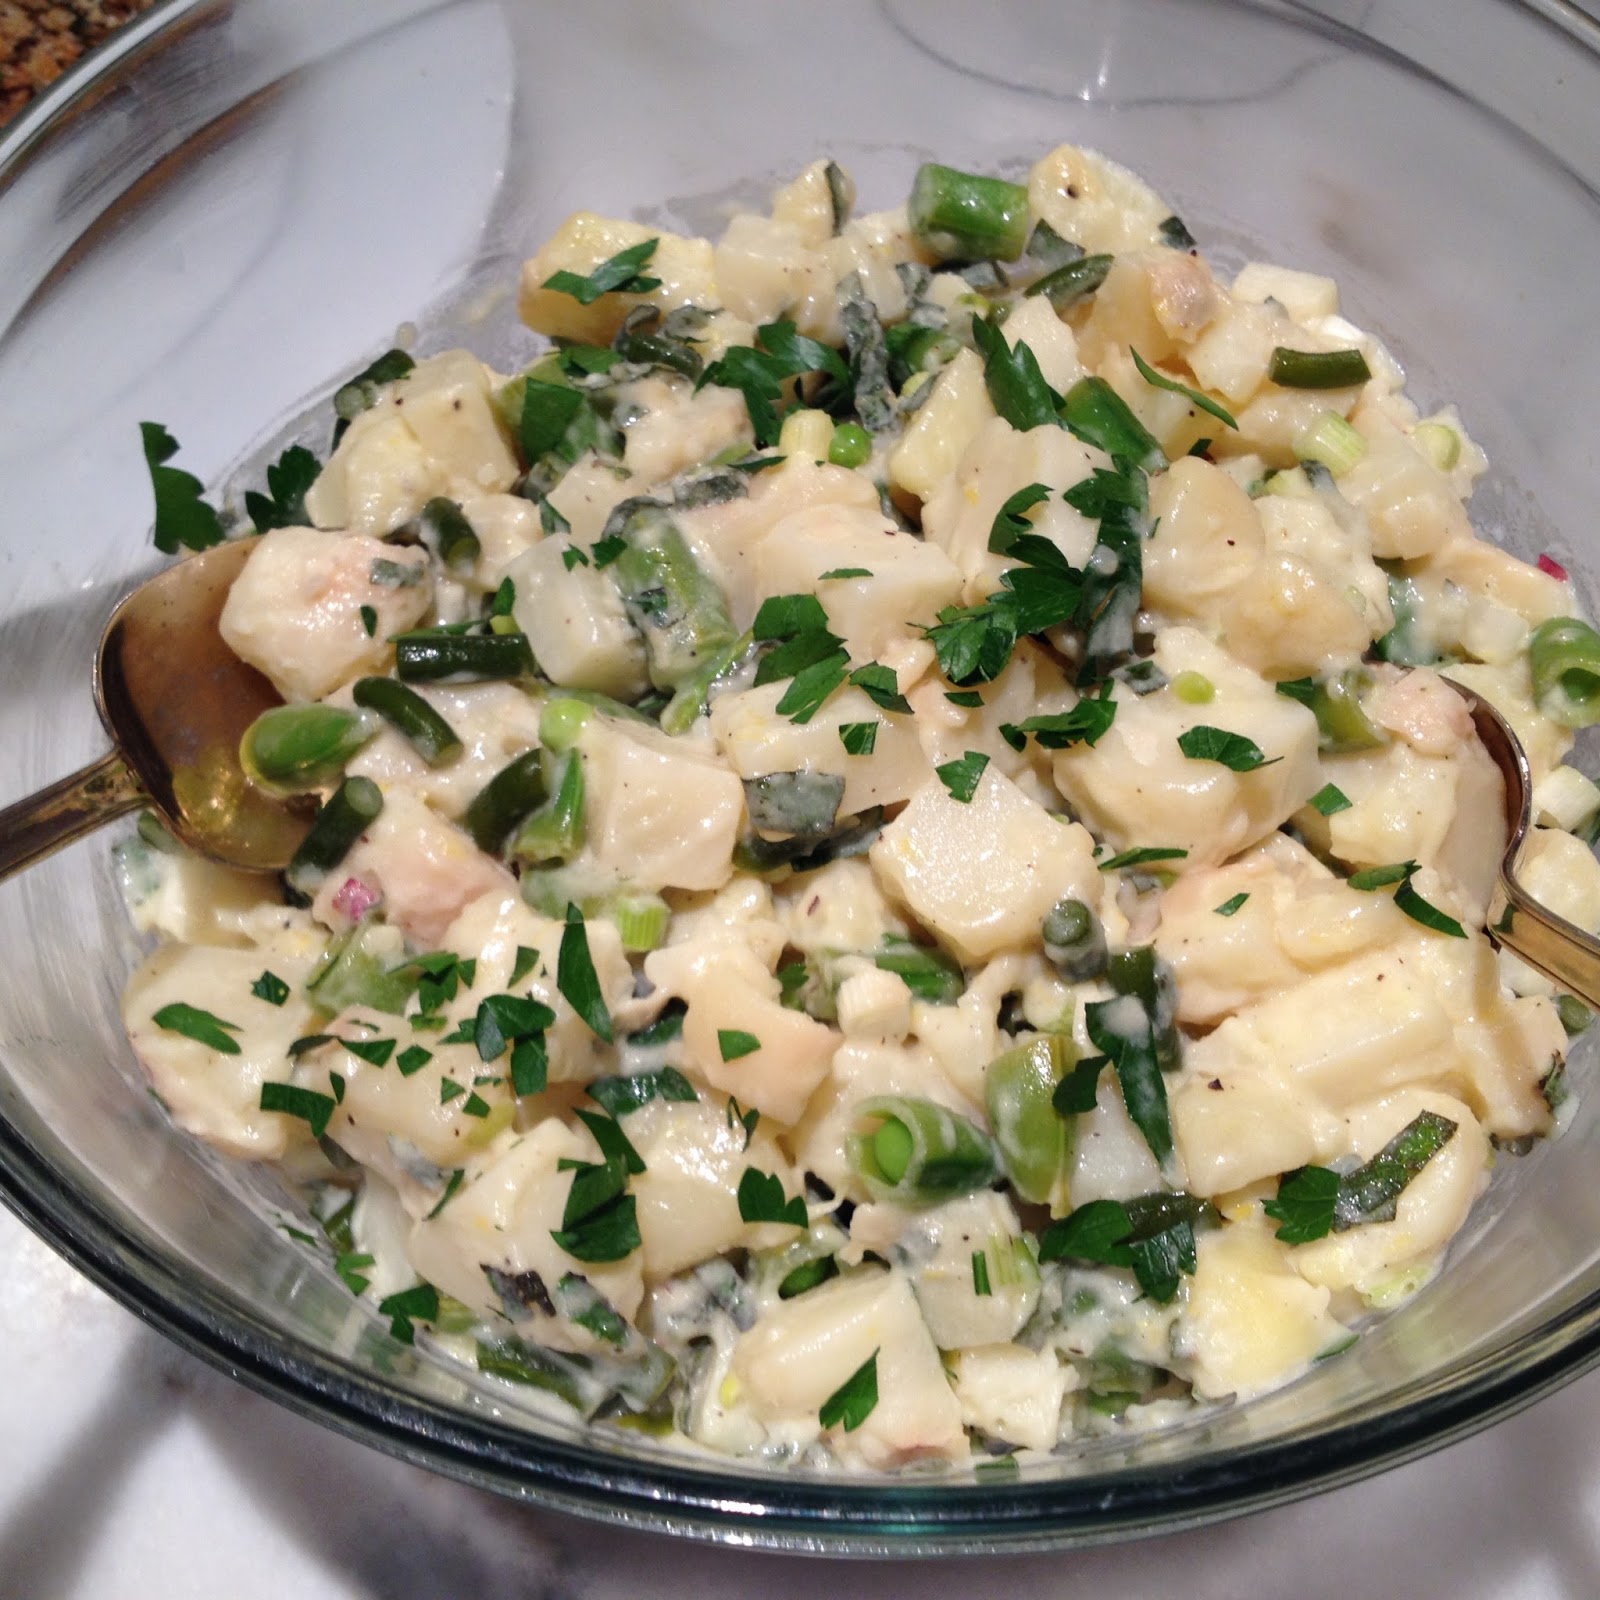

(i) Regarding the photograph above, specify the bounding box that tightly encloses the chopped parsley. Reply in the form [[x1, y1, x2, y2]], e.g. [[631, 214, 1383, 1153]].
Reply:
[[935, 750, 990, 803], [377, 1282, 439, 1344], [245, 443, 321, 532], [152, 1001, 242, 1054], [718, 1029, 762, 1062], [1001, 692, 1116, 751], [509, 945, 541, 988], [1308, 782, 1353, 816], [588, 1066, 699, 1117], [251, 971, 290, 1007], [820, 566, 872, 580], [1176, 725, 1279, 772], [343, 1037, 395, 1067], [1038, 1192, 1210, 1303], [987, 481, 1053, 556], [848, 663, 912, 715], [1130, 347, 1237, 430], [259, 1082, 337, 1139], [736, 1167, 808, 1227], [1214, 892, 1250, 917], [542, 238, 661, 305], [139, 421, 223, 553], [819, 1350, 879, 1433], [550, 1156, 640, 1263], [839, 720, 879, 756], [558, 907, 613, 1042]]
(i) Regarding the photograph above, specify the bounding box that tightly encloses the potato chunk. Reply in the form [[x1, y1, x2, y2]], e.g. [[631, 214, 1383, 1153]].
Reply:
[[220, 527, 431, 703], [1051, 628, 1321, 870], [869, 766, 1098, 962], [508, 539, 649, 701]]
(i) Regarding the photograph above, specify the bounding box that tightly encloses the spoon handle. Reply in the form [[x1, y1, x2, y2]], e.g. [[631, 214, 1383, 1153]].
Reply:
[[0, 752, 146, 884], [1494, 874, 1600, 1013]]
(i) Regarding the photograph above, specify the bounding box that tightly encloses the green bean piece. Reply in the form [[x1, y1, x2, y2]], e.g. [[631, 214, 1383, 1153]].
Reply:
[[511, 751, 586, 863], [1529, 617, 1600, 728], [463, 748, 548, 855], [1267, 347, 1372, 389], [1041, 897, 1109, 981], [1026, 252, 1113, 312], [847, 1095, 1000, 1207], [908, 163, 1031, 263], [1308, 668, 1388, 753], [609, 503, 740, 691], [286, 776, 383, 899], [873, 939, 963, 1004], [1106, 947, 1181, 1074], [985, 1035, 1077, 1207], [351, 677, 464, 767], [394, 631, 536, 683], [419, 496, 480, 571], [240, 704, 379, 793]]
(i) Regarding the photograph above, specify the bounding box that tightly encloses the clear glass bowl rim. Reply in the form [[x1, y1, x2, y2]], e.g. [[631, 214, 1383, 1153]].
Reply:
[[5, 0, 1600, 1555]]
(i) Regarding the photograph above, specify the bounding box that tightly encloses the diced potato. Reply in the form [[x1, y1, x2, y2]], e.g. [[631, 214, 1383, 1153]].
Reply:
[[1291, 1089, 1488, 1299], [999, 293, 1085, 393], [305, 351, 519, 535], [643, 941, 838, 1125], [406, 1117, 644, 1347], [747, 503, 962, 659], [709, 682, 930, 819], [870, 766, 1099, 963], [119, 845, 292, 951], [508, 539, 649, 700], [771, 159, 849, 247], [614, 374, 751, 484], [457, 493, 542, 591], [1051, 628, 1321, 870], [519, 213, 718, 343], [579, 715, 744, 893], [1026, 143, 1170, 254], [886, 348, 994, 504], [919, 414, 1103, 597], [1442, 659, 1574, 784], [1172, 1066, 1329, 1198], [836, 967, 914, 1042], [1423, 537, 1574, 631], [1143, 456, 1265, 620], [123, 943, 320, 1160], [950, 1345, 1070, 1453], [1179, 1217, 1346, 1401], [1183, 297, 1299, 407], [773, 856, 908, 957], [442, 891, 634, 1084], [343, 681, 545, 821], [630, 1098, 802, 1279], [219, 527, 432, 703], [790, 207, 921, 345], [314, 789, 516, 950], [1232, 261, 1339, 322], [729, 1266, 966, 1469], [1340, 404, 1471, 561], [714, 211, 814, 324], [544, 454, 642, 545]]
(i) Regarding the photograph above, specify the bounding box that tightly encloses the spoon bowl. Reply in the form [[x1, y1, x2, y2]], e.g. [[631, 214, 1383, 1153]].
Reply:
[[0, 538, 309, 882], [1450, 679, 1600, 1010]]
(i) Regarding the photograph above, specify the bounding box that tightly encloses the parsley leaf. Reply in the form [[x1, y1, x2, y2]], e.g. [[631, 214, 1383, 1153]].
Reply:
[[251, 971, 289, 1007], [718, 1029, 762, 1062], [987, 482, 1053, 555], [1308, 782, 1352, 816], [754, 593, 830, 639], [396, 1045, 433, 1077], [727, 1096, 761, 1149], [542, 238, 661, 305], [1348, 860, 1416, 890], [935, 750, 990, 803], [1394, 877, 1468, 938], [587, 1067, 699, 1117], [839, 720, 879, 755], [818, 1350, 879, 1432], [1037, 1192, 1209, 1303], [575, 1107, 645, 1176], [1214, 892, 1250, 917], [377, 1282, 439, 1344], [259, 1082, 337, 1139], [698, 319, 851, 447], [558, 906, 613, 1042], [520, 379, 584, 462], [848, 663, 912, 715], [820, 566, 872, 580], [1085, 992, 1173, 1167], [343, 1037, 395, 1067], [509, 945, 541, 988], [140, 421, 224, 554], [1265, 1110, 1459, 1242], [1051, 1054, 1108, 1115], [1003, 693, 1116, 751], [776, 650, 850, 723], [359, 604, 377, 637], [970, 317, 1060, 431], [736, 1167, 808, 1227], [152, 1001, 241, 1054], [1059, 376, 1167, 472], [1130, 348, 1238, 430], [1176, 725, 1280, 772], [245, 444, 321, 532], [550, 1156, 640, 1263]]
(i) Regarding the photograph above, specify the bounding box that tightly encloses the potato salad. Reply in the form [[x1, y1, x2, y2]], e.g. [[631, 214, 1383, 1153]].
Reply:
[[116, 146, 1600, 1472]]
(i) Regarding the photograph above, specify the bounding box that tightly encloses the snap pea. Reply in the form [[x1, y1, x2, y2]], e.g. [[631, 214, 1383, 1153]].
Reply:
[[608, 502, 740, 692], [1041, 897, 1108, 981], [419, 496, 480, 571], [511, 751, 585, 863], [240, 704, 379, 793], [285, 776, 383, 899], [985, 1034, 1077, 1207], [394, 630, 536, 683], [908, 163, 1031, 263], [463, 749, 548, 855], [1529, 617, 1600, 728], [848, 1095, 999, 1206], [351, 677, 463, 767]]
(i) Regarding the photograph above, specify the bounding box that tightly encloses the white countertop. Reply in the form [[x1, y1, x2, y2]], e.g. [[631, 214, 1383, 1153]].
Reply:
[[3, 1201, 1597, 1600]]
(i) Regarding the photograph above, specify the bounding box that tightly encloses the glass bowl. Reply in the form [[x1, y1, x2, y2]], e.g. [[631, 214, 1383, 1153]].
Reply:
[[3, 0, 1600, 1554]]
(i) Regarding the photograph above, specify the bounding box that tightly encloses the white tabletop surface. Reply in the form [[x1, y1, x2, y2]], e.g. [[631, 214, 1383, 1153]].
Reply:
[[3, 1201, 1599, 1600]]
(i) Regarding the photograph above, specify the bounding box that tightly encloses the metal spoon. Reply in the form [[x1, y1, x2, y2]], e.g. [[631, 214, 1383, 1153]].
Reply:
[[0, 539, 309, 882], [1451, 681, 1600, 1009]]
